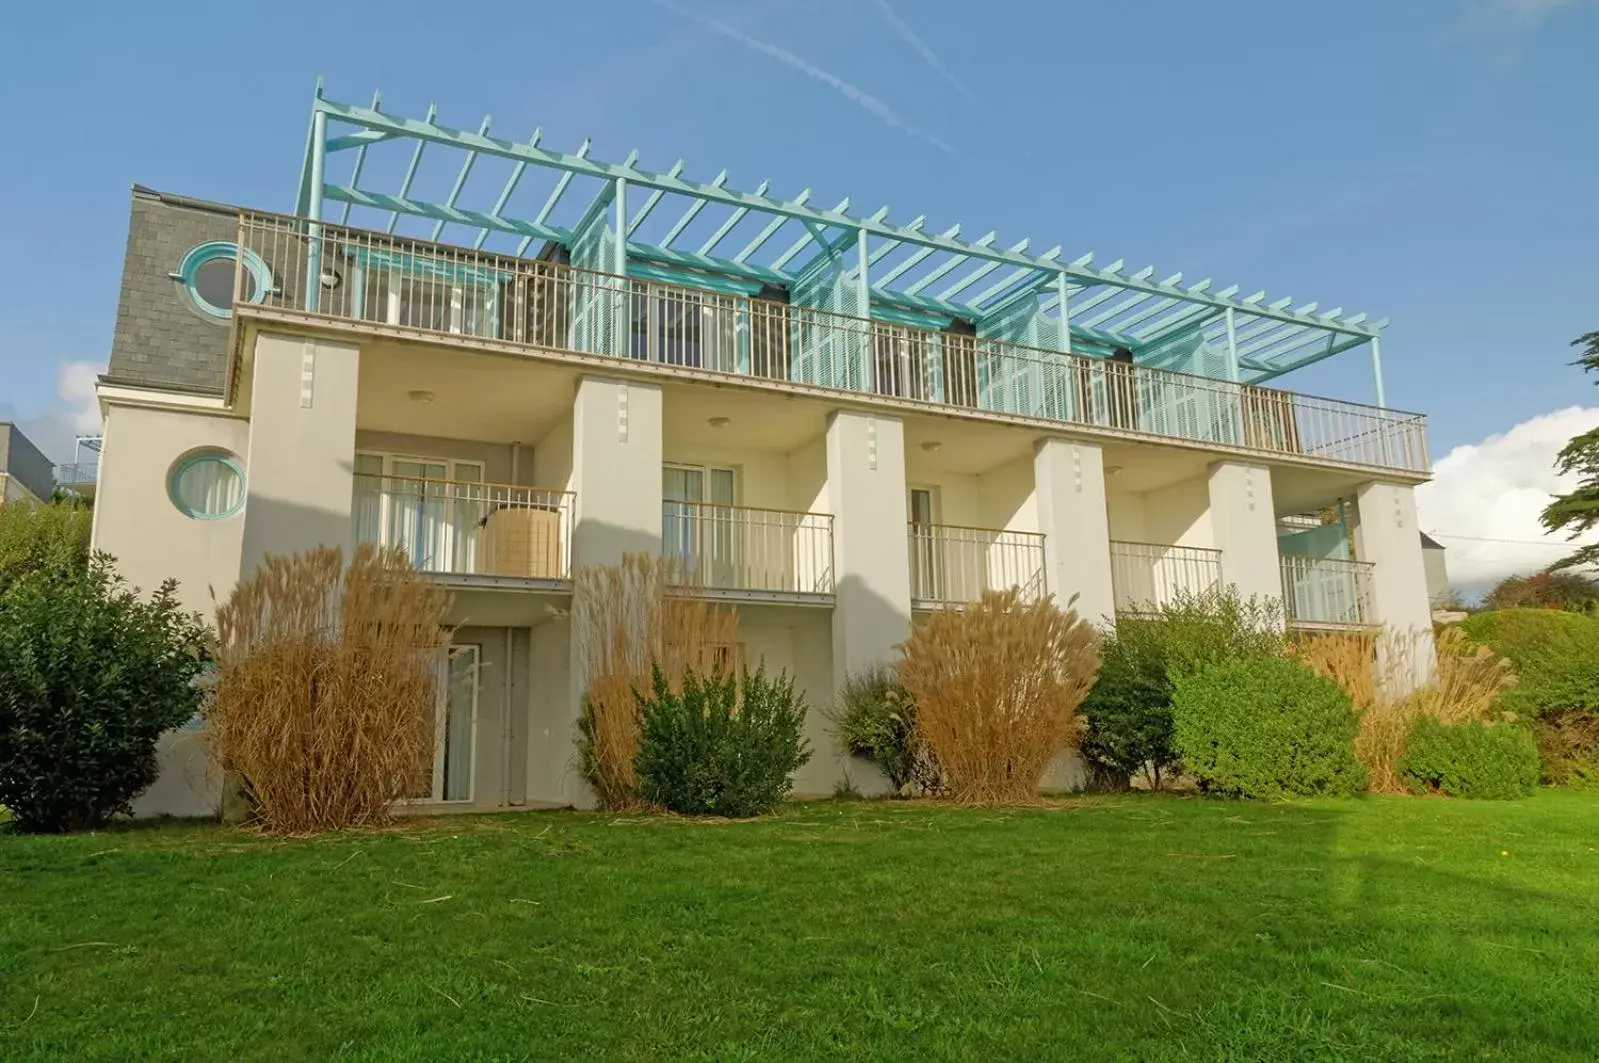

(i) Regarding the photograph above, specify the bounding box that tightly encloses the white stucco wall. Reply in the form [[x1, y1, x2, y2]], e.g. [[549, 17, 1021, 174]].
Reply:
[[1034, 438, 1115, 624], [664, 440, 792, 511], [130, 728, 220, 819], [1143, 477, 1214, 548], [526, 616, 582, 807], [355, 430, 536, 487], [1207, 461, 1281, 605], [978, 457, 1038, 533], [788, 438, 828, 515], [570, 376, 663, 567], [240, 333, 362, 578], [899, 458, 1037, 534], [533, 410, 575, 494], [1106, 487, 1148, 542], [737, 608, 855, 797], [1106, 477, 1212, 548], [1354, 481, 1436, 689], [826, 411, 913, 693], [92, 402, 249, 615]]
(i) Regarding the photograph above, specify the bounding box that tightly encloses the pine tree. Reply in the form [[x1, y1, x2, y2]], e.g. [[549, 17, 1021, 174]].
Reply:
[[1541, 331, 1599, 570]]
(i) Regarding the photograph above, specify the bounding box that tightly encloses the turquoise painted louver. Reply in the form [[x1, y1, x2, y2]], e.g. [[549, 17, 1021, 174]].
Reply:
[[297, 82, 1392, 399]]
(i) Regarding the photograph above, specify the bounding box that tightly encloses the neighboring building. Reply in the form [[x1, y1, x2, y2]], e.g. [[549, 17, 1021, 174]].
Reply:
[[0, 422, 55, 503], [93, 87, 1437, 815], [1420, 532, 1452, 608], [53, 435, 102, 499]]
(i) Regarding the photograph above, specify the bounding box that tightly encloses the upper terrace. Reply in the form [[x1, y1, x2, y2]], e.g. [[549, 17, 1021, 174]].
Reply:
[[228, 85, 1427, 476]]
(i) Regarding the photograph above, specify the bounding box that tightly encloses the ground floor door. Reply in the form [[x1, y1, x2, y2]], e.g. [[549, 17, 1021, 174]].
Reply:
[[426, 627, 529, 809]]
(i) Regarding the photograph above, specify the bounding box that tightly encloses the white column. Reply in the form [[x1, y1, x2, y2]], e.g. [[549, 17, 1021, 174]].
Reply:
[[1206, 461, 1281, 607], [569, 375, 663, 567], [826, 409, 911, 689], [1033, 438, 1115, 627], [554, 375, 665, 810], [240, 332, 360, 579], [1353, 480, 1435, 690]]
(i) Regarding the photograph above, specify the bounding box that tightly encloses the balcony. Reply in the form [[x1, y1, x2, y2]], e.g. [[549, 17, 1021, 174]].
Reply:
[[1109, 540, 1223, 616], [908, 523, 1046, 609], [238, 213, 1429, 476], [352, 473, 573, 582], [52, 462, 99, 497], [663, 501, 834, 599], [1281, 556, 1374, 629]]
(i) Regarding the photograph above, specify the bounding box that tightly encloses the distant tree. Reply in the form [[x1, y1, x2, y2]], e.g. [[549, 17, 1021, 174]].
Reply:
[[0, 498, 92, 597], [1541, 331, 1599, 571], [1483, 570, 1599, 613]]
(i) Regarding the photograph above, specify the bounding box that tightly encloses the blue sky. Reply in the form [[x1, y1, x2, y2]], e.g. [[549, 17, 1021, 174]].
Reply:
[[0, 0, 1594, 482]]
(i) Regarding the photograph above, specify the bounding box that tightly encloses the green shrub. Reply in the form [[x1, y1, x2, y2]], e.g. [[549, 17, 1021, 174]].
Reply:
[[1529, 714, 1599, 791], [1459, 609, 1599, 719], [0, 498, 91, 597], [829, 667, 938, 795], [1400, 718, 1540, 799], [634, 664, 812, 817], [0, 558, 206, 833], [1082, 589, 1284, 787], [1172, 657, 1366, 799]]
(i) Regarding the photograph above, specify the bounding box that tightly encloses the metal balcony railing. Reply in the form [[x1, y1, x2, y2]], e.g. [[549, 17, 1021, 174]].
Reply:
[[352, 473, 573, 580], [908, 523, 1047, 607], [238, 212, 1429, 475], [53, 462, 99, 488], [1281, 556, 1374, 629], [663, 501, 834, 596], [1109, 540, 1223, 616]]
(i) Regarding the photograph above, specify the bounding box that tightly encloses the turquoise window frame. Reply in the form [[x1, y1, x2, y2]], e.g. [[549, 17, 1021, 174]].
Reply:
[[168, 452, 247, 520], [172, 242, 273, 320]]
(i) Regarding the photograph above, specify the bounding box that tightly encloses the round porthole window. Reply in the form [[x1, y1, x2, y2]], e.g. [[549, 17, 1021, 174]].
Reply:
[[173, 242, 272, 321], [168, 451, 246, 519]]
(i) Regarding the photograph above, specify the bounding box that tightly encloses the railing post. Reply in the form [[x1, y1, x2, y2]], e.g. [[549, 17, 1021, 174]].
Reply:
[[856, 227, 874, 394], [613, 177, 629, 358], [305, 111, 327, 314]]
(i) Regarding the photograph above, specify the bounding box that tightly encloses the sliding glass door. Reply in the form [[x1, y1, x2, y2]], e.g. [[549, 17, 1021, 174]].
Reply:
[[353, 453, 485, 574], [663, 465, 736, 586]]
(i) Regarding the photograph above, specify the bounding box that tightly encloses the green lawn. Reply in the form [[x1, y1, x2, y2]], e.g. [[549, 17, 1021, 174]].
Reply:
[[2, 793, 1597, 1061]]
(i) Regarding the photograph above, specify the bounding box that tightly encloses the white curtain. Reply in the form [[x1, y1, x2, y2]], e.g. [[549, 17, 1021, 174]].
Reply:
[[451, 464, 484, 575], [352, 453, 384, 546], [175, 457, 239, 514], [174, 457, 241, 517], [662, 466, 704, 570], [387, 460, 448, 569]]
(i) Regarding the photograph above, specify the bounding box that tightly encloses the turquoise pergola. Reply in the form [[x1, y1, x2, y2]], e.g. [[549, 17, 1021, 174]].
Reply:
[[295, 82, 1390, 399]]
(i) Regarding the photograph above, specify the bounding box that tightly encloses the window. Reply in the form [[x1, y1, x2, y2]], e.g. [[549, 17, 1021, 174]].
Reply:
[[168, 451, 245, 519], [353, 452, 486, 574], [663, 464, 737, 586], [174, 241, 272, 321]]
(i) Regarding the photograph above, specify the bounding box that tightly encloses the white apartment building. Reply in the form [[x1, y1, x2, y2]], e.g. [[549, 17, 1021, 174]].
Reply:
[[93, 89, 1434, 816]]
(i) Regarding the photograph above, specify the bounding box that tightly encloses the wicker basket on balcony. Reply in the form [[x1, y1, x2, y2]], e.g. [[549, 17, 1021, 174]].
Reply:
[[481, 504, 562, 578]]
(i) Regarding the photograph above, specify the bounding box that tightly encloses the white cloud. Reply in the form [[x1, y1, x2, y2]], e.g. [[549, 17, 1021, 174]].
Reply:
[[1451, 0, 1591, 69], [57, 361, 103, 435], [1, 360, 105, 464], [1415, 405, 1599, 597], [652, 0, 953, 154]]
